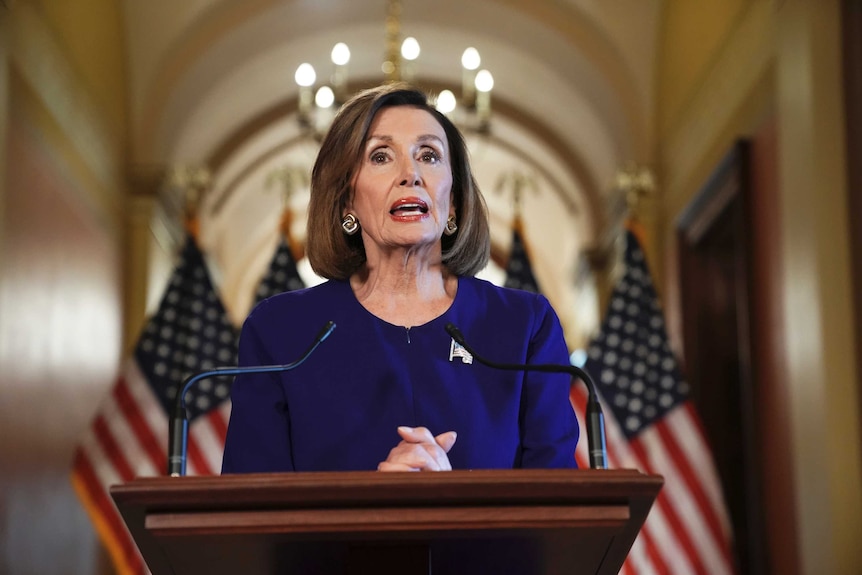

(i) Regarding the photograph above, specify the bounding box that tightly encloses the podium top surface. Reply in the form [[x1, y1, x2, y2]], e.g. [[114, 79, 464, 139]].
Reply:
[[112, 468, 663, 575], [112, 468, 662, 508]]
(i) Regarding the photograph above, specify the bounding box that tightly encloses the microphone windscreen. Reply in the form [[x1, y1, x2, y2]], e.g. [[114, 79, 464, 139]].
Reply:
[[445, 323, 466, 345]]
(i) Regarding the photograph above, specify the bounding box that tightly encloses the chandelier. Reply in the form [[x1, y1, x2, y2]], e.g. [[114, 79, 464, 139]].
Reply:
[[293, 0, 494, 139]]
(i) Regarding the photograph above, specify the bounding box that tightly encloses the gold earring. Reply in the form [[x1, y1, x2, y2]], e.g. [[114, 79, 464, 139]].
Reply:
[[444, 215, 458, 236], [342, 213, 360, 235]]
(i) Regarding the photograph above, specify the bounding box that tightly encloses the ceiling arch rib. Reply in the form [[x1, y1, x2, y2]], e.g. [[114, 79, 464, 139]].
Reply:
[[497, 0, 656, 162]]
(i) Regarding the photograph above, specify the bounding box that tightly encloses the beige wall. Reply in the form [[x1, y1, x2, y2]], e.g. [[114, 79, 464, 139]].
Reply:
[[657, 0, 862, 573], [37, 0, 128, 138], [776, 2, 862, 573], [657, 0, 750, 145]]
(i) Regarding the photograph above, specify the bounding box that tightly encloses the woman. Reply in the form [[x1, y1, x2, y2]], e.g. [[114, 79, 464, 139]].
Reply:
[[221, 83, 578, 473]]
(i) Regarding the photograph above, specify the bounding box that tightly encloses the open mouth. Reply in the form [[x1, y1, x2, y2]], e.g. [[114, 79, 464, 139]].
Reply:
[[389, 199, 429, 216]]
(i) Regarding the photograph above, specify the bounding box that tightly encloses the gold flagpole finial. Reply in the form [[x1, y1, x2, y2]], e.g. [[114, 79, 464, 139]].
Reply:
[[265, 165, 310, 261], [265, 165, 310, 207], [614, 164, 655, 219], [494, 170, 539, 223], [166, 165, 211, 237]]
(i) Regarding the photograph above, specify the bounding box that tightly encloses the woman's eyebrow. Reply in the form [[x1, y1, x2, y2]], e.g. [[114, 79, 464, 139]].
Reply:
[[365, 134, 445, 145]]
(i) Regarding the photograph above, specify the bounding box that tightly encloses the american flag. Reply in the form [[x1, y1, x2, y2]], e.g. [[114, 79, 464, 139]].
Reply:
[[253, 236, 306, 304], [503, 219, 541, 293], [70, 234, 239, 575], [570, 229, 737, 574], [448, 339, 474, 364]]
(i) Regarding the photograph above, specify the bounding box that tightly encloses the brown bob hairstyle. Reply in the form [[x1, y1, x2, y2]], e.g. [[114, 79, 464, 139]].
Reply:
[[306, 82, 491, 281]]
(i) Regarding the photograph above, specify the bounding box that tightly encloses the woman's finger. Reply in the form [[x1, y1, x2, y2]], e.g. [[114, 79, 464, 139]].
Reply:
[[382, 426, 456, 471], [381, 440, 443, 471], [377, 461, 419, 472], [397, 425, 436, 444], [434, 431, 457, 453]]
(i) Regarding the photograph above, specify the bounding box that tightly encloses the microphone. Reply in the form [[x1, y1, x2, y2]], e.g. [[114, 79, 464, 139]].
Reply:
[[168, 320, 336, 476], [445, 323, 607, 470]]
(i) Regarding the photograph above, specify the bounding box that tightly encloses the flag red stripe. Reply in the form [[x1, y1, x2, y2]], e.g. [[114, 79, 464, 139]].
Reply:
[[636, 522, 671, 575], [630, 438, 707, 574], [626, 434, 655, 465], [604, 417, 672, 574], [188, 411, 227, 474], [185, 432, 213, 475], [114, 376, 166, 475], [628, 441, 675, 564], [656, 408, 735, 565], [207, 406, 229, 445], [569, 387, 589, 468], [71, 450, 144, 574], [93, 415, 136, 482], [679, 402, 735, 536], [569, 386, 587, 418]]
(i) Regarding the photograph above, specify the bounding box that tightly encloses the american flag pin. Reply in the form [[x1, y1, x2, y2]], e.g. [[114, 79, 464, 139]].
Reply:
[[449, 339, 473, 364]]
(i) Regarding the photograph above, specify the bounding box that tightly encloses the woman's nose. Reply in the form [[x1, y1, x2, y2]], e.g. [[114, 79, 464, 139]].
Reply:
[[398, 159, 422, 187]]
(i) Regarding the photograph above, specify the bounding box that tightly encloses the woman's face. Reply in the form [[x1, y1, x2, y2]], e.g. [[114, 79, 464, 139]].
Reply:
[[348, 106, 454, 261]]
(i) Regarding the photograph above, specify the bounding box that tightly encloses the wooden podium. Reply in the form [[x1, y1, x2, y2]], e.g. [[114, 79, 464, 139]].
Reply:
[[111, 469, 662, 574]]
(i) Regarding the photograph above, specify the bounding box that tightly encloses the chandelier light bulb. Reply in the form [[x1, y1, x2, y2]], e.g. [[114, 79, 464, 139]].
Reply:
[[401, 37, 421, 61], [461, 47, 481, 71], [315, 86, 335, 108], [475, 69, 494, 92], [294, 16, 493, 136], [331, 43, 351, 66], [436, 90, 457, 114], [295, 63, 316, 87]]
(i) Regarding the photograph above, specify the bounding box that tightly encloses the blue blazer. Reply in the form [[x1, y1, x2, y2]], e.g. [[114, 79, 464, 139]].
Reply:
[[221, 277, 579, 473]]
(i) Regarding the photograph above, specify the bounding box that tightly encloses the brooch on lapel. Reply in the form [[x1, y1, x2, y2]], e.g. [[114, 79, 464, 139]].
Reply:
[[448, 338, 473, 364]]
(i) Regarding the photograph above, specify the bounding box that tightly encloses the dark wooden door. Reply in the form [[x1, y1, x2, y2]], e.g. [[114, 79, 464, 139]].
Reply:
[[676, 141, 767, 575]]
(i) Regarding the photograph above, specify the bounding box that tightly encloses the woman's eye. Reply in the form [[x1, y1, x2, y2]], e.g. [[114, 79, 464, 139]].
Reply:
[[370, 151, 389, 164], [419, 149, 441, 163]]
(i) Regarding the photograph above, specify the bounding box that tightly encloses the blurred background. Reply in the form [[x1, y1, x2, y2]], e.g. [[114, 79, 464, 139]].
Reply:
[[1, 0, 861, 573]]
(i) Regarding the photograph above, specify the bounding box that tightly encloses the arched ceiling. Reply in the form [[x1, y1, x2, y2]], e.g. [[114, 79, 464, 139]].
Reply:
[[121, 0, 662, 343]]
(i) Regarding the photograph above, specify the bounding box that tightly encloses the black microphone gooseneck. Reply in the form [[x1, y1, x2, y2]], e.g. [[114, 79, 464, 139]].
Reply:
[[445, 323, 607, 470], [168, 321, 336, 477]]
